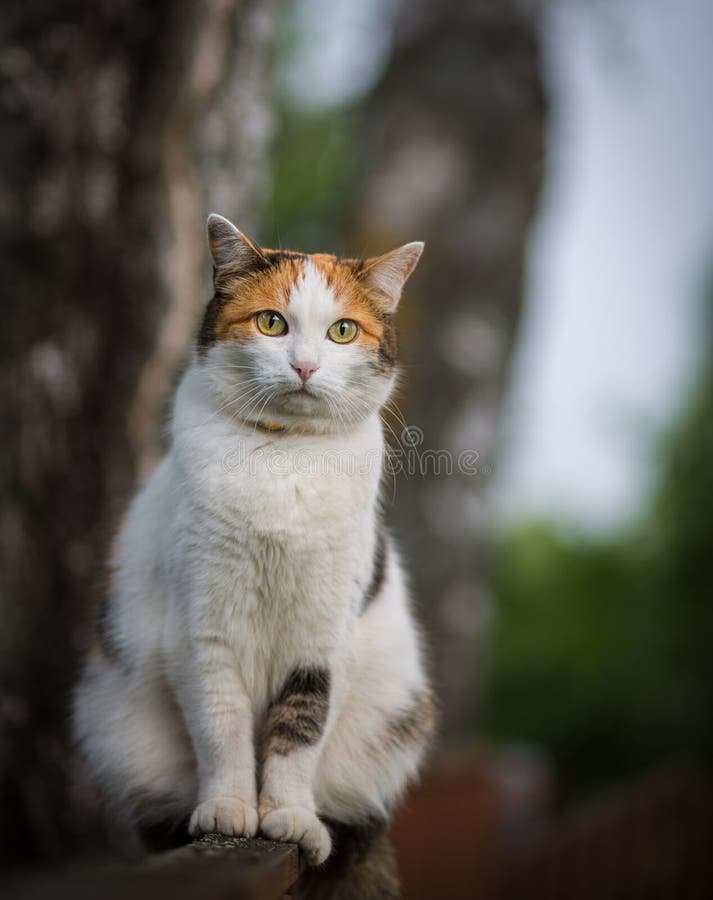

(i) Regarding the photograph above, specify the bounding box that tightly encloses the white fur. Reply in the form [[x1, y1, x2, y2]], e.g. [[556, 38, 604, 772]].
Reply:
[[73, 257, 430, 864]]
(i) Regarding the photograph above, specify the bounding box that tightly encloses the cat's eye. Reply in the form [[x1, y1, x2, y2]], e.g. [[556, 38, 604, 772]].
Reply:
[[256, 310, 287, 336], [328, 319, 358, 344]]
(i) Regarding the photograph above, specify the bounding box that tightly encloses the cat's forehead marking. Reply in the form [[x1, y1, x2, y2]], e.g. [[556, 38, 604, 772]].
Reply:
[[287, 258, 339, 317]]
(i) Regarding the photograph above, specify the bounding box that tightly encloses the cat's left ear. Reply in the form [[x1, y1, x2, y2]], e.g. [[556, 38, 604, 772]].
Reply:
[[359, 241, 424, 312], [207, 213, 266, 280]]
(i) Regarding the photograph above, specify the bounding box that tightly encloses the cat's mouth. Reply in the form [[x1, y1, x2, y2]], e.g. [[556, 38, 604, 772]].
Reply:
[[286, 385, 315, 397], [272, 382, 328, 415], [276, 383, 327, 414]]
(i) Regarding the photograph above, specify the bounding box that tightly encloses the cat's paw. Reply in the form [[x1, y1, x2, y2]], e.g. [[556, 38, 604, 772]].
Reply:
[[260, 806, 332, 865], [189, 797, 259, 838]]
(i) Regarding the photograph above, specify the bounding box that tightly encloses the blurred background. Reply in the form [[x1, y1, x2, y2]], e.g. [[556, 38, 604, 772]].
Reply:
[[1, 0, 712, 896]]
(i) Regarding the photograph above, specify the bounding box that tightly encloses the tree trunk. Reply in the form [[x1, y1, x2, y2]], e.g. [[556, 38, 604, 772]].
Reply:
[[354, 0, 547, 736], [0, 0, 280, 865]]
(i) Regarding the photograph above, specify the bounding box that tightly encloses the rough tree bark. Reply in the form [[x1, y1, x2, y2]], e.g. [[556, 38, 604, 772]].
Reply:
[[0, 0, 280, 866], [354, 0, 546, 736]]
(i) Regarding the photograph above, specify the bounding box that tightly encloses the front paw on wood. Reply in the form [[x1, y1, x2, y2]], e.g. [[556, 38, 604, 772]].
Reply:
[[189, 797, 259, 838], [260, 806, 332, 865]]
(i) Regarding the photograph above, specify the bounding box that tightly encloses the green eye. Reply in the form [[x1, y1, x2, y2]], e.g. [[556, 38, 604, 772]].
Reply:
[[256, 310, 287, 336], [328, 319, 358, 344]]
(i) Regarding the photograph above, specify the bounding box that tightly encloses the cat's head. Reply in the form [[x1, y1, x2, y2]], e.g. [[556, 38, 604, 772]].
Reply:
[[197, 214, 423, 432]]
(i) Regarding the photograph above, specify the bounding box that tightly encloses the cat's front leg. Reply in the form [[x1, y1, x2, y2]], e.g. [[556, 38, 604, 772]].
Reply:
[[258, 666, 333, 865], [175, 633, 258, 839]]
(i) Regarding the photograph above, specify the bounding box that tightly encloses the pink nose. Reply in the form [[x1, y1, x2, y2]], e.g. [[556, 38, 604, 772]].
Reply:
[[291, 362, 319, 382]]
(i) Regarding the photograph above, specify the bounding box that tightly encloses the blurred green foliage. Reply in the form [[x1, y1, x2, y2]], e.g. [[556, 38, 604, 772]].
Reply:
[[262, 107, 358, 253], [486, 294, 713, 804]]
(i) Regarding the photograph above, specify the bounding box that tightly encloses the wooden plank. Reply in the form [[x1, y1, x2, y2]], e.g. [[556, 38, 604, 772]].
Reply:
[[5, 835, 304, 900]]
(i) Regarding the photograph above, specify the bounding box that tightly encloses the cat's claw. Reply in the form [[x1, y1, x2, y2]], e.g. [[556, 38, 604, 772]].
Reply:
[[260, 806, 332, 865], [189, 797, 259, 838]]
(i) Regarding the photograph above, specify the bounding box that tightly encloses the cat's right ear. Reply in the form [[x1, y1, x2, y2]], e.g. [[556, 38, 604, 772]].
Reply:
[[207, 214, 266, 279]]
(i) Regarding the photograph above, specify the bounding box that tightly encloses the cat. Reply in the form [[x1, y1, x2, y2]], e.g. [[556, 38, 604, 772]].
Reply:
[[72, 214, 435, 898]]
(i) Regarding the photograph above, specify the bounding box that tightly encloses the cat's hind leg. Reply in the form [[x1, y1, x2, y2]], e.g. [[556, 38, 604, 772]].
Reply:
[[313, 577, 435, 828], [73, 651, 197, 842], [314, 682, 435, 827], [309, 685, 432, 898], [310, 572, 434, 894]]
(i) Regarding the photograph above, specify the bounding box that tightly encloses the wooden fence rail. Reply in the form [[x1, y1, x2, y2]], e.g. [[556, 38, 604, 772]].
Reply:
[[3, 762, 711, 898], [5, 834, 303, 900]]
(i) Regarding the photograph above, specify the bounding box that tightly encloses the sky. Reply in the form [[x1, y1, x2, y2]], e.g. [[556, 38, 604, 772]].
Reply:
[[500, 0, 713, 530], [283, 0, 713, 532]]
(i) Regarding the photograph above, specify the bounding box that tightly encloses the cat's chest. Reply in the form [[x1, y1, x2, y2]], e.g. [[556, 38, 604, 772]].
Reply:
[[169, 442, 376, 611], [190, 434, 379, 537], [180, 449, 372, 634]]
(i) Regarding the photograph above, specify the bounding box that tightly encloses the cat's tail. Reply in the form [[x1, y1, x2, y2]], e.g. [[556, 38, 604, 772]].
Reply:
[[296, 818, 400, 900]]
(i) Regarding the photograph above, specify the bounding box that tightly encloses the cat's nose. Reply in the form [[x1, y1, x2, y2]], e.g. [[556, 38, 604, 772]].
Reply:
[[291, 362, 319, 382]]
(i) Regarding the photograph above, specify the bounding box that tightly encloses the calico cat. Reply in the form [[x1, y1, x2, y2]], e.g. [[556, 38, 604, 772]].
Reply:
[[73, 215, 434, 898]]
